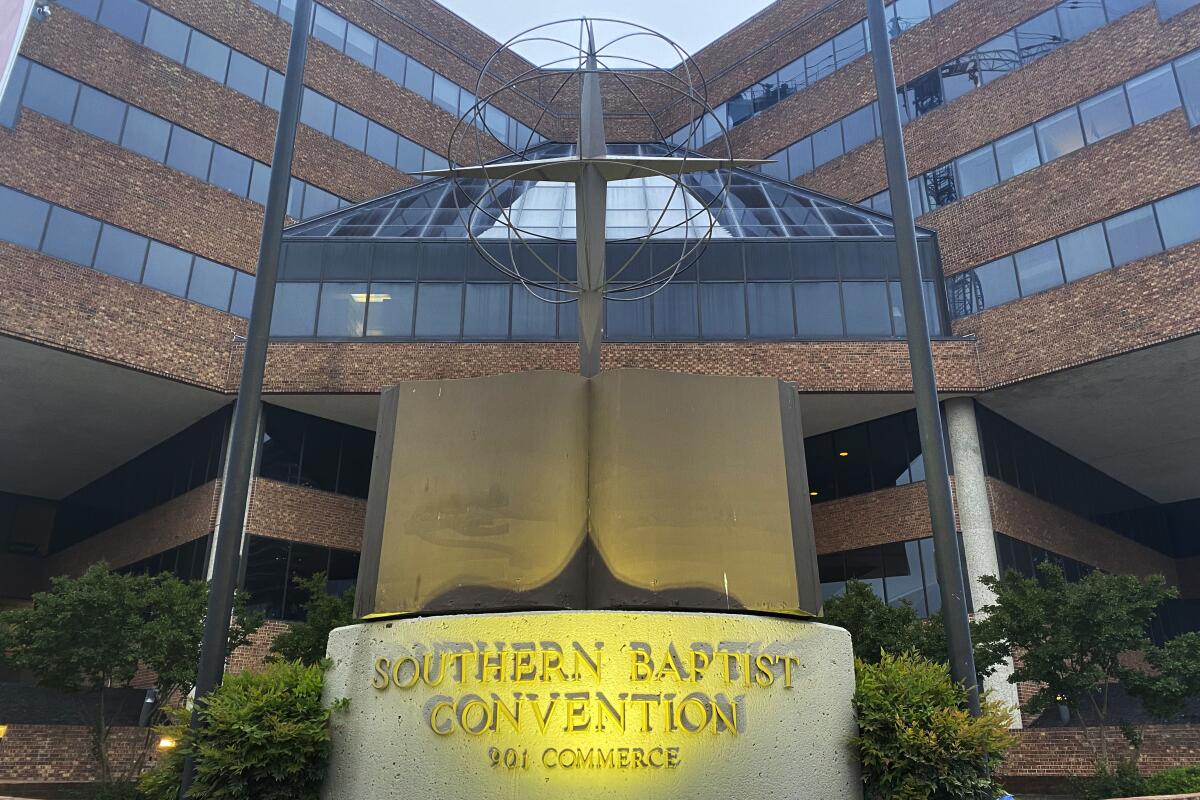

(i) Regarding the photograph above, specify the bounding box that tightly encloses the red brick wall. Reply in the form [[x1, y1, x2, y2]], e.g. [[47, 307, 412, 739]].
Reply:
[[245, 480, 366, 552], [1001, 724, 1200, 781], [0, 724, 158, 783], [227, 619, 292, 674]]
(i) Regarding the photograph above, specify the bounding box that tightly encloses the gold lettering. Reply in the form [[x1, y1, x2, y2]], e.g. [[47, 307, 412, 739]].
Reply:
[[530, 698, 558, 734], [690, 650, 711, 682], [631, 747, 646, 768], [564, 696, 590, 732], [429, 702, 454, 735], [492, 696, 520, 733], [629, 694, 656, 732], [597, 748, 614, 768], [754, 654, 776, 687], [666, 747, 680, 767], [783, 655, 800, 689], [630, 650, 652, 681], [677, 696, 709, 733], [594, 692, 626, 733], [391, 656, 419, 689], [559, 748, 576, 767], [647, 747, 664, 767], [618, 748, 630, 768], [573, 644, 601, 681], [459, 699, 490, 735], [480, 651, 504, 683], [712, 694, 739, 736], [421, 653, 449, 688], [541, 748, 557, 768], [654, 650, 683, 682], [372, 657, 390, 690], [719, 652, 741, 684], [578, 748, 595, 768], [542, 650, 570, 683]]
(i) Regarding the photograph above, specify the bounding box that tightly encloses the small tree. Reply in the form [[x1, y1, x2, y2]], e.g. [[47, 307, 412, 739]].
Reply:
[[853, 652, 1016, 800], [973, 562, 1177, 771], [270, 572, 355, 665], [0, 562, 262, 784]]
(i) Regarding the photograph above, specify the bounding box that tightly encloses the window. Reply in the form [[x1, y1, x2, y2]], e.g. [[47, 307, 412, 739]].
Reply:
[[165, 127, 214, 180], [977, 32, 1018, 85], [812, 123, 843, 167], [956, 146, 999, 196], [144, 9, 189, 62], [226, 51, 268, 102], [312, 5, 347, 51], [333, 106, 368, 150], [432, 74, 460, 114], [699, 283, 747, 338], [209, 145, 252, 196], [841, 105, 876, 152], [1104, 206, 1163, 265], [748, 283, 795, 337], [1155, 186, 1200, 247], [414, 283, 462, 337], [1035, 107, 1085, 160], [1057, 1, 1107, 39], [142, 241, 193, 297], [376, 42, 407, 84], [1177, 51, 1200, 126], [794, 283, 843, 336], [511, 284, 557, 338], [1079, 87, 1132, 143], [365, 121, 398, 164], [1014, 240, 1064, 295], [98, 0, 148, 41], [121, 107, 171, 161], [1015, 8, 1063, 61], [651, 283, 698, 338], [994, 127, 1041, 180], [42, 207, 100, 266], [73, 86, 125, 144], [463, 283, 510, 338], [841, 281, 891, 336], [92, 225, 147, 282], [344, 24, 377, 68], [1158, 0, 1200, 19], [271, 283, 320, 335], [231, 272, 255, 317], [24, 64, 78, 124], [187, 257, 234, 309], [0, 187, 49, 249], [300, 89, 336, 136], [806, 41, 836, 84], [1058, 223, 1112, 280], [973, 257, 1020, 309], [787, 138, 814, 177], [892, 0, 932, 34], [184, 31, 231, 84], [833, 23, 867, 66], [1126, 65, 1182, 123], [315, 282, 369, 337], [396, 136, 425, 173], [404, 59, 434, 99]]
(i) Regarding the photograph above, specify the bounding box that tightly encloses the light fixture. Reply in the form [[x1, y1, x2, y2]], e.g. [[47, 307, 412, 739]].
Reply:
[[0, 724, 7, 739], [157, 736, 178, 750], [350, 292, 392, 303], [809, 491, 819, 497], [838, 451, 849, 457]]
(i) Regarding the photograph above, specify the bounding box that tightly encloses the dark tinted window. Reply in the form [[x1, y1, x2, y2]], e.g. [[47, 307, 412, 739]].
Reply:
[[93, 225, 148, 282], [73, 86, 125, 143], [300, 89, 336, 136], [209, 145, 252, 196], [271, 282, 319, 335], [226, 51, 268, 101], [1155, 186, 1200, 248], [121, 107, 171, 161], [184, 31, 231, 83], [142, 241, 192, 296], [99, 0, 148, 41], [414, 283, 463, 337], [42, 207, 101, 265], [0, 187, 50, 249], [187, 257, 234, 310], [144, 9, 189, 62], [24, 64, 78, 123], [1105, 206, 1163, 265], [165, 127, 214, 180]]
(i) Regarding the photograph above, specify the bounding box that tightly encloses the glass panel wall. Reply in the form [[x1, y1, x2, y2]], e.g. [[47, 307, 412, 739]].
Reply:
[[818, 535, 972, 617], [258, 404, 374, 498], [805, 409, 944, 503]]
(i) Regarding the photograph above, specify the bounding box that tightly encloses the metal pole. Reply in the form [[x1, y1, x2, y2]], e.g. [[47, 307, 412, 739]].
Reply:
[[178, 0, 314, 792], [865, 0, 980, 716]]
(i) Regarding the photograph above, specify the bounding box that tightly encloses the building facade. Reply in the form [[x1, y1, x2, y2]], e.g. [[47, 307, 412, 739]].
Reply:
[[1, 0, 1199, 784]]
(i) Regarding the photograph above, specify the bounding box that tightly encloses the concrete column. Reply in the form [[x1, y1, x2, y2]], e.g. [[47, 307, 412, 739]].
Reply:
[[944, 396, 1021, 726]]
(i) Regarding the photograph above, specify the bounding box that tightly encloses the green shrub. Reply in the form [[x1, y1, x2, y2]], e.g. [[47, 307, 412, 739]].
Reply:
[[1145, 764, 1200, 795], [270, 572, 354, 665], [92, 781, 140, 800], [138, 661, 334, 800], [1078, 761, 1200, 800], [853, 652, 1016, 800]]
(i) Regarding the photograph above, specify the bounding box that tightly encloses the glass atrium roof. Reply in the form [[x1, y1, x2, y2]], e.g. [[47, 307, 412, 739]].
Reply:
[[286, 142, 929, 241]]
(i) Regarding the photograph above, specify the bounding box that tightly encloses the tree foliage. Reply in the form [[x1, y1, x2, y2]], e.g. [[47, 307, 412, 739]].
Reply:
[[853, 652, 1016, 800], [270, 572, 354, 666], [0, 562, 262, 784], [823, 580, 1005, 683], [140, 661, 336, 800]]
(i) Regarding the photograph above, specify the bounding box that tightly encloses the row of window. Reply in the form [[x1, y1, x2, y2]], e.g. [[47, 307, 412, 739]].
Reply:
[[243, 536, 359, 620], [121, 535, 213, 583], [762, 0, 1160, 182], [55, 0, 451, 178], [805, 409, 935, 503], [0, 184, 255, 317], [945, 183, 1200, 318], [259, 404, 374, 499], [52, 410, 231, 553], [668, 0, 962, 147], [1, 58, 347, 221], [994, 532, 1094, 584], [247, 0, 541, 152], [268, 276, 945, 341], [864, 49, 1200, 215], [818, 536, 962, 618]]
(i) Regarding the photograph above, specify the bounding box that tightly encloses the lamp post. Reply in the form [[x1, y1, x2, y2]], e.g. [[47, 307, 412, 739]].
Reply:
[[865, 0, 981, 715], [177, 0, 314, 793]]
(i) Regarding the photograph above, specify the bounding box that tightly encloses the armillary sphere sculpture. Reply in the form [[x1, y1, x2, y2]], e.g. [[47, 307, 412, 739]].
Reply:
[[421, 18, 767, 376]]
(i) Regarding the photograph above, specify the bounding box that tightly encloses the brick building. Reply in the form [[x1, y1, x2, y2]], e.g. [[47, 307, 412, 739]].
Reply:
[[1, 0, 1199, 787]]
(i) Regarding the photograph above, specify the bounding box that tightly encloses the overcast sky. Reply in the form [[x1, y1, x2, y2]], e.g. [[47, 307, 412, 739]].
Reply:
[[437, 0, 774, 68]]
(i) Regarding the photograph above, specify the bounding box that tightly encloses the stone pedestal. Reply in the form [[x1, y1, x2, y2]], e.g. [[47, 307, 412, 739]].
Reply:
[[321, 611, 862, 799]]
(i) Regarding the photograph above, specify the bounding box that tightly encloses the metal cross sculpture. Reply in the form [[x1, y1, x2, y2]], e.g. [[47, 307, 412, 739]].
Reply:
[[423, 20, 765, 376]]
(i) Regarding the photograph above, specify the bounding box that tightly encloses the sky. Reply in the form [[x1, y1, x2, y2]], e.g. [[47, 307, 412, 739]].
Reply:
[[436, 0, 775, 68]]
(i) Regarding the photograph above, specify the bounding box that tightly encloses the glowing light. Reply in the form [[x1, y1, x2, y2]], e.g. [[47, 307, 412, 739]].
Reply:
[[809, 491, 819, 497], [837, 451, 849, 457], [351, 293, 392, 303], [157, 736, 177, 750]]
